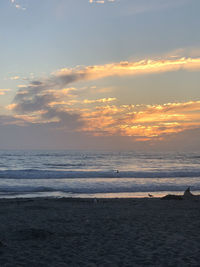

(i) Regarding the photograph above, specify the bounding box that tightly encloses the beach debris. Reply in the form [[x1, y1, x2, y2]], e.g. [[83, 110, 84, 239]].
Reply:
[[161, 194, 183, 200], [148, 194, 154, 198], [162, 187, 196, 200], [183, 187, 194, 199]]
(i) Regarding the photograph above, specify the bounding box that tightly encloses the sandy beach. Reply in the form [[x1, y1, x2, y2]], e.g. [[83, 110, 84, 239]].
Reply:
[[0, 197, 200, 266]]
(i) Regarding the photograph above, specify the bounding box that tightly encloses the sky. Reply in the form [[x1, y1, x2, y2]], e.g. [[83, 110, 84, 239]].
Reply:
[[0, 0, 200, 151]]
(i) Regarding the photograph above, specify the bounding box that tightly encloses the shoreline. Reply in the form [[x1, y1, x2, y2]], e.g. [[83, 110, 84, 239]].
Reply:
[[0, 197, 200, 266], [0, 189, 199, 200]]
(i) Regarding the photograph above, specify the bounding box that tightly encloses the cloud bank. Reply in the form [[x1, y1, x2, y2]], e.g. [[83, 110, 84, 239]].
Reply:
[[6, 56, 200, 142], [81, 101, 200, 141]]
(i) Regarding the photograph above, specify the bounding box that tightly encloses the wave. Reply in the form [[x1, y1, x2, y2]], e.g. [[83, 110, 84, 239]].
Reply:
[[44, 163, 86, 168], [1, 183, 200, 194], [0, 169, 199, 179]]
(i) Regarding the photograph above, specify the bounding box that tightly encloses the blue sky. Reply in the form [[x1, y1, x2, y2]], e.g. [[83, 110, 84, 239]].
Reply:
[[0, 0, 200, 150]]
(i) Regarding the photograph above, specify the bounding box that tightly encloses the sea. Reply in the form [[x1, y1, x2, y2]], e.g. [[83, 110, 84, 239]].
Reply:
[[0, 150, 200, 198]]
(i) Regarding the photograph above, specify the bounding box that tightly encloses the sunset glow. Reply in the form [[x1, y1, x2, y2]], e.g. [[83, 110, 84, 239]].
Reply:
[[0, 0, 200, 150]]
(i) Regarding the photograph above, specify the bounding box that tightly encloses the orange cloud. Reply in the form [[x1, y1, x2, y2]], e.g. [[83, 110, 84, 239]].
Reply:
[[11, 55, 200, 141], [0, 89, 10, 95], [10, 76, 20, 80], [83, 97, 116, 104], [11, 99, 200, 139], [80, 100, 200, 140], [55, 57, 200, 82]]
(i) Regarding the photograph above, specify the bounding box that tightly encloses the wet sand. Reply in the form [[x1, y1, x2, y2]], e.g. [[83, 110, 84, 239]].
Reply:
[[0, 197, 200, 266]]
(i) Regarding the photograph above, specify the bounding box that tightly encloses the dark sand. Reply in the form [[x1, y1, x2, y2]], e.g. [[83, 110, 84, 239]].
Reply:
[[0, 197, 200, 266]]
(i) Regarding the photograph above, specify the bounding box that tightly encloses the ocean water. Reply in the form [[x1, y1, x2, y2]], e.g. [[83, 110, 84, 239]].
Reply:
[[0, 150, 200, 198]]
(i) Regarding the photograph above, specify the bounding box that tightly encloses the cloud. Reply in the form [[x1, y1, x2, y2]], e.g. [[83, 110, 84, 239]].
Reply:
[[11, 78, 200, 140], [81, 101, 200, 140], [10, 76, 20, 80], [0, 89, 10, 96], [83, 97, 116, 104], [55, 57, 200, 83], [10, 0, 26, 10], [9, 55, 200, 140], [0, 114, 26, 126], [9, 79, 83, 130], [89, 0, 116, 4]]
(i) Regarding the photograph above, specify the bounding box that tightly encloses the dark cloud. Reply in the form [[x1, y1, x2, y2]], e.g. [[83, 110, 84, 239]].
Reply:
[[43, 108, 83, 129], [14, 94, 55, 113], [0, 115, 25, 125], [12, 70, 87, 130], [54, 72, 87, 87], [13, 68, 87, 107], [30, 81, 43, 86]]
